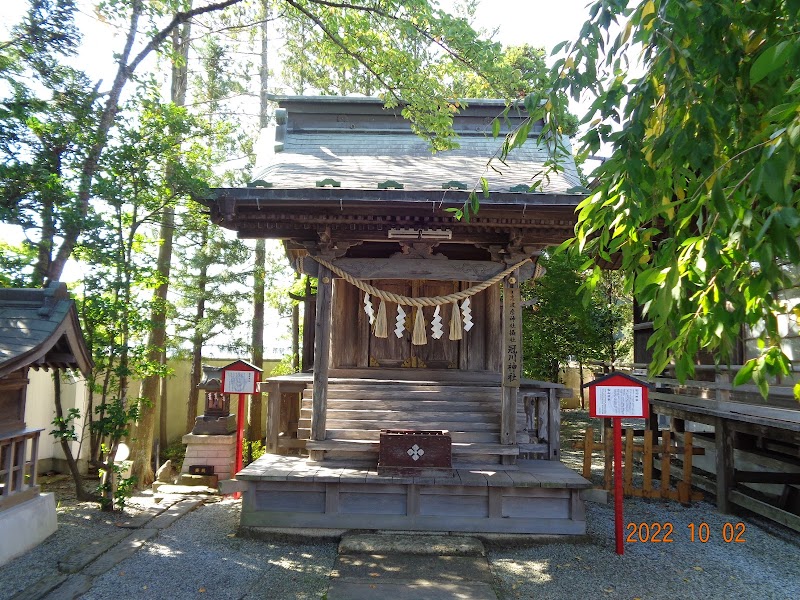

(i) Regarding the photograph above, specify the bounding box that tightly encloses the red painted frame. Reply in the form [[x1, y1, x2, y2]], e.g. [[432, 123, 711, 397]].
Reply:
[[587, 372, 649, 419]]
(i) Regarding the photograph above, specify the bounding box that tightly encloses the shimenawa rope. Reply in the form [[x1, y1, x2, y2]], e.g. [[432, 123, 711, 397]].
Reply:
[[310, 255, 536, 306]]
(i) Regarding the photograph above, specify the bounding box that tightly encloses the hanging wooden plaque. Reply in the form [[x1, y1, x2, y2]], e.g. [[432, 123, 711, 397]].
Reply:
[[503, 273, 522, 387]]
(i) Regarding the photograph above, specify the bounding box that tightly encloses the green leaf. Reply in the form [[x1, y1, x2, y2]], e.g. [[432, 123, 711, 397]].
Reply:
[[750, 41, 794, 85], [492, 118, 501, 138], [733, 360, 756, 386], [480, 177, 489, 199]]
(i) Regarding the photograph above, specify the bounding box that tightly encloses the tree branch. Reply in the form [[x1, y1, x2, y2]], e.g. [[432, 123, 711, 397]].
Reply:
[[282, 0, 401, 106]]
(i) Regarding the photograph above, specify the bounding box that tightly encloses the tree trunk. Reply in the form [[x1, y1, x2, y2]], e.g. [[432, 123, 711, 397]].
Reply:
[[579, 361, 585, 410], [159, 354, 168, 454], [186, 228, 209, 434], [249, 1, 270, 442], [130, 15, 190, 487], [53, 372, 98, 502]]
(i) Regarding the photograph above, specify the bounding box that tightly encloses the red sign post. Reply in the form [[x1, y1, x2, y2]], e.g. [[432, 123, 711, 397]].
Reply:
[[220, 360, 262, 498], [586, 372, 650, 555]]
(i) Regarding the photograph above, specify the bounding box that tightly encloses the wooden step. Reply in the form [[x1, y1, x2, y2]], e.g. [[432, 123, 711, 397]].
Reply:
[[320, 381, 501, 390], [305, 440, 520, 456], [300, 408, 499, 421], [298, 418, 500, 431], [303, 389, 501, 401], [298, 428, 499, 443], [301, 399, 499, 412]]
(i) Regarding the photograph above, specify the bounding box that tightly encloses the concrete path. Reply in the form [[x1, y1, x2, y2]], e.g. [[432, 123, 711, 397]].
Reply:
[[327, 534, 498, 600]]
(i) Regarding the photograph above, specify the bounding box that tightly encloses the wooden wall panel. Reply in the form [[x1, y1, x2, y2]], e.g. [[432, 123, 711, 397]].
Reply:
[[485, 283, 502, 372], [331, 280, 369, 368], [414, 281, 459, 369], [460, 282, 488, 371], [368, 280, 412, 367]]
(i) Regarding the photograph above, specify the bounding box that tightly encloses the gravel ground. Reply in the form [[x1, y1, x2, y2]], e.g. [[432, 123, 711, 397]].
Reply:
[[491, 410, 800, 600], [0, 476, 144, 598], [490, 498, 800, 600], [1, 410, 798, 599], [80, 500, 336, 600]]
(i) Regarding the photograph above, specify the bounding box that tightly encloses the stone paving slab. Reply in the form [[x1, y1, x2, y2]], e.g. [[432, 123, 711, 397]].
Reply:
[[330, 534, 498, 600], [116, 503, 172, 529], [340, 534, 486, 557], [8, 573, 68, 600], [327, 580, 498, 600], [83, 529, 158, 577], [57, 531, 129, 573], [148, 499, 203, 529], [334, 554, 493, 583], [41, 573, 93, 600], [152, 484, 217, 496]]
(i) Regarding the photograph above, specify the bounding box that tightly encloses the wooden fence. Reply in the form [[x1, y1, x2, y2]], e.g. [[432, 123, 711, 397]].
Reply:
[[0, 428, 42, 510], [580, 426, 704, 504]]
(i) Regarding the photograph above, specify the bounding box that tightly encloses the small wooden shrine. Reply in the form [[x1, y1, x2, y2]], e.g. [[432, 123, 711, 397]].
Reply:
[[0, 283, 92, 564], [203, 96, 591, 535]]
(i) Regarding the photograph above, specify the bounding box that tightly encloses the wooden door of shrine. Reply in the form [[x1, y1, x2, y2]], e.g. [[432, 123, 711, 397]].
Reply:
[[369, 280, 459, 368]]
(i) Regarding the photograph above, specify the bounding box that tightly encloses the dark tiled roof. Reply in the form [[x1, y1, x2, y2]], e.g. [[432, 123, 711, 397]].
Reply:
[[253, 133, 582, 194], [0, 283, 92, 378], [249, 97, 584, 196]]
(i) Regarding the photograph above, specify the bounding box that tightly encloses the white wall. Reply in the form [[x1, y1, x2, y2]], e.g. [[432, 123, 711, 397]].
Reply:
[[24, 369, 90, 471]]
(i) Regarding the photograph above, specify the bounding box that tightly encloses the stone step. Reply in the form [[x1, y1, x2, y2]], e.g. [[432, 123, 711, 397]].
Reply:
[[177, 473, 219, 488], [339, 533, 486, 556]]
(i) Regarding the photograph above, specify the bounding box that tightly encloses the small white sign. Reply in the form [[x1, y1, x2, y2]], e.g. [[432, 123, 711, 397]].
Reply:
[[223, 370, 256, 394], [595, 386, 643, 417]]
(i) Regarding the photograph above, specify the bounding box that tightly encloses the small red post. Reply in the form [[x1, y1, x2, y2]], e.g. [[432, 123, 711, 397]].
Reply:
[[614, 416, 624, 555], [234, 393, 245, 500]]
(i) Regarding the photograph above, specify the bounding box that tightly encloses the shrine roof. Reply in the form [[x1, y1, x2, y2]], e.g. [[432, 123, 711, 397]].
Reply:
[[0, 283, 93, 378], [246, 96, 585, 195]]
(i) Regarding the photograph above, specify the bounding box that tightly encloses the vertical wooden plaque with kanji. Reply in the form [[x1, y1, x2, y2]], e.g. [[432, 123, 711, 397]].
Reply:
[[503, 272, 521, 387]]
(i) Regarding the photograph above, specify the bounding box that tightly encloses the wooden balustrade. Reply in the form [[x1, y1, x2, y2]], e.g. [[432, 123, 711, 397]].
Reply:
[[0, 428, 43, 510]]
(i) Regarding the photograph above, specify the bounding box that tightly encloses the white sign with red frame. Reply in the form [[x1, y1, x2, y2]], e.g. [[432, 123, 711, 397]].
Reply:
[[221, 370, 257, 395], [587, 373, 649, 419], [594, 386, 644, 418]]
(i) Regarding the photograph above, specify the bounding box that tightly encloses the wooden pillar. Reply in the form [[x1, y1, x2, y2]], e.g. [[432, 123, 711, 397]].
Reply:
[[310, 265, 333, 460], [301, 278, 316, 372], [715, 416, 735, 514], [548, 387, 560, 460], [265, 380, 281, 454], [501, 270, 521, 461]]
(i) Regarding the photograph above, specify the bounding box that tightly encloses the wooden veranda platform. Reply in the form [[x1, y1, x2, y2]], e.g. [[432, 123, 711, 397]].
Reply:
[[237, 454, 591, 535]]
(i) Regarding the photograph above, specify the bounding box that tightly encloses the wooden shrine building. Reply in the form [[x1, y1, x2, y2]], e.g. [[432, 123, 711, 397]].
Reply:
[[0, 283, 93, 565], [203, 96, 591, 535]]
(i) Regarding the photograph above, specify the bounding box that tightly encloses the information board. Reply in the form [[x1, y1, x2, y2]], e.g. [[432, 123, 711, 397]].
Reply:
[[222, 370, 256, 395], [594, 385, 645, 418]]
